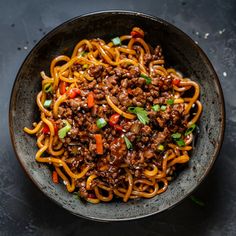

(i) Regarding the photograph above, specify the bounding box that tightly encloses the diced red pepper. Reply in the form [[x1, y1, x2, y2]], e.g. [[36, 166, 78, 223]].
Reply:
[[109, 113, 120, 126], [54, 124, 58, 135], [42, 125, 50, 134], [114, 124, 123, 131], [94, 134, 103, 155], [131, 27, 144, 38], [67, 88, 80, 99], [52, 171, 59, 184], [42, 124, 58, 134], [88, 92, 95, 108], [172, 78, 180, 86], [88, 193, 96, 199], [59, 81, 67, 95], [127, 88, 133, 95]]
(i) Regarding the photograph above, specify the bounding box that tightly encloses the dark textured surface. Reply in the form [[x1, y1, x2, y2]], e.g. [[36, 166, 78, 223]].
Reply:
[[0, 0, 235, 235], [9, 11, 225, 221]]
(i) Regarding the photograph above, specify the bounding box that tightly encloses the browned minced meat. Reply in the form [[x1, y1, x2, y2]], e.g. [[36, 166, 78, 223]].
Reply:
[[53, 43, 188, 195]]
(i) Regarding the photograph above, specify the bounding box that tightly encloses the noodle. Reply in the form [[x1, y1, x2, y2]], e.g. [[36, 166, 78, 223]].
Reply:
[[24, 27, 202, 203]]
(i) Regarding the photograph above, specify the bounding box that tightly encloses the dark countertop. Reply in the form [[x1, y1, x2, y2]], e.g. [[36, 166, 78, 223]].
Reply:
[[0, 0, 235, 235]]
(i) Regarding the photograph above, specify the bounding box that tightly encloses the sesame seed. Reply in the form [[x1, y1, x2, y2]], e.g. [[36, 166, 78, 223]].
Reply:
[[223, 72, 227, 77], [204, 33, 210, 39]]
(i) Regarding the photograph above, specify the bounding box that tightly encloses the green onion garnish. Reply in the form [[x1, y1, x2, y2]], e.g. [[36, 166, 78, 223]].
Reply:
[[171, 133, 181, 139], [111, 37, 121, 46], [83, 64, 89, 69], [140, 74, 152, 84], [43, 83, 52, 93], [43, 99, 52, 108], [167, 99, 174, 105], [176, 139, 186, 147], [96, 118, 107, 129], [157, 144, 164, 151], [78, 51, 87, 57], [160, 105, 167, 111], [128, 107, 149, 125], [171, 133, 186, 147], [58, 120, 71, 139], [124, 136, 133, 149], [152, 104, 160, 112], [185, 124, 196, 136]]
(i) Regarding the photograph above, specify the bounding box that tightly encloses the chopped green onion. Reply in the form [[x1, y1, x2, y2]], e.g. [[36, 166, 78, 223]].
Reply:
[[176, 139, 186, 147], [111, 37, 121, 46], [66, 87, 69, 91], [152, 104, 160, 112], [83, 64, 89, 69], [96, 118, 107, 129], [140, 74, 152, 84], [190, 195, 205, 207], [43, 83, 52, 93], [124, 136, 133, 149], [167, 99, 174, 105], [160, 105, 167, 111], [128, 107, 149, 125], [157, 144, 164, 151], [58, 120, 71, 139], [171, 133, 181, 139], [185, 124, 196, 136], [43, 99, 52, 108], [78, 51, 87, 57]]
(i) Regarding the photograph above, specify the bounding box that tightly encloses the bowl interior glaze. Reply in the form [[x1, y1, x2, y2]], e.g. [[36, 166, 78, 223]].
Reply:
[[9, 11, 225, 221]]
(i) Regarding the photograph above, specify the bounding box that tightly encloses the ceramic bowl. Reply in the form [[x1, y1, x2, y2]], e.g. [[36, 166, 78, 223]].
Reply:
[[9, 11, 225, 221]]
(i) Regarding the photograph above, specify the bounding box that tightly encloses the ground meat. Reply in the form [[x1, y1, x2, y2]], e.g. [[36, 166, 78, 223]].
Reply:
[[110, 138, 127, 164], [151, 128, 170, 148], [143, 53, 152, 65], [88, 65, 103, 78], [40, 34, 194, 202]]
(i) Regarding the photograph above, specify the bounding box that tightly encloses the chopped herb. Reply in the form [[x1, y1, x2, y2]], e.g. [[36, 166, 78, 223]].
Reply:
[[58, 120, 71, 139], [124, 136, 133, 149], [171, 132, 185, 147], [157, 144, 164, 151], [43, 83, 52, 93], [190, 195, 205, 207], [111, 37, 121, 46], [140, 74, 152, 84], [171, 133, 181, 139], [96, 118, 107, 129], [152, 104, 160, 112], [83, 64, 89, 69], [160, 105, 167, 111], [128, 107, 149, 125], [78, 51, 87, 57], [176, 139, 186, 147], [167, 99, 174, 105], [185, 124, 196, 136], [43, 99, 52, 108], [65, 87, 69, 91]]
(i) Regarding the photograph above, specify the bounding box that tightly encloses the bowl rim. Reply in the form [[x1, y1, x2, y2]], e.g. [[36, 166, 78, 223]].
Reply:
[[9, 10, 225, 221]]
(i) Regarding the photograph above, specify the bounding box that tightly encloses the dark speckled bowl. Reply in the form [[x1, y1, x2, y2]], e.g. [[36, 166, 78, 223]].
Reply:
[[9, 11, 225, 221]]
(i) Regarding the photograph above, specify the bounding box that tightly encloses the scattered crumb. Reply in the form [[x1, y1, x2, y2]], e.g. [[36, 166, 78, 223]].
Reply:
[[195, 41, 198, 44], [195, 31, 199, 36], [204, 33, 210, 39], [223, 72, 227, 77], [219, 29, 226, 34], [23, 46, 28, 50]]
